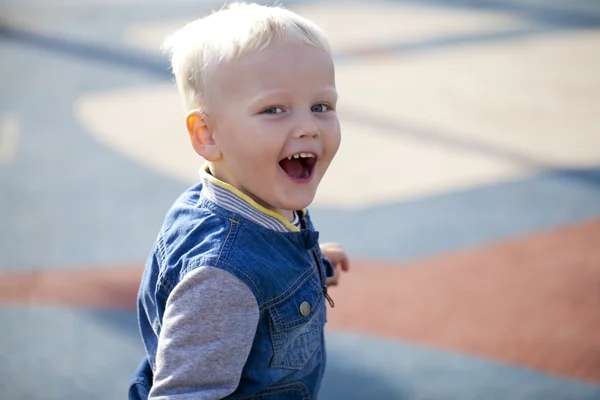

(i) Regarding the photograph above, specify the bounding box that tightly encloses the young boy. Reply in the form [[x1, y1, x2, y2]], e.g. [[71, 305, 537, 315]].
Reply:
[[129, 2, 349, 399]]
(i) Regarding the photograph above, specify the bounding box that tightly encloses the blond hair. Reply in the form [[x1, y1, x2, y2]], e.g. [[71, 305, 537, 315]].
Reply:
[[162, 2, 332, 112]]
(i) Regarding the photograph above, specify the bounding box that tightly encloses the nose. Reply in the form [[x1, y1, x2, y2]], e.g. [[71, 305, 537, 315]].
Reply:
[[293, 110, 320, 139]]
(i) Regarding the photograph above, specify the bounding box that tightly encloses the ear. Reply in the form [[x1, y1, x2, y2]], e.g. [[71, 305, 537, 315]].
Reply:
[[186, 110, 222, 161]]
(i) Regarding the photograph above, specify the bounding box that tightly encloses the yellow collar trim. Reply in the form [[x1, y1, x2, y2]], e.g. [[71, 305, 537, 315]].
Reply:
[[200, 164, 304, 232]]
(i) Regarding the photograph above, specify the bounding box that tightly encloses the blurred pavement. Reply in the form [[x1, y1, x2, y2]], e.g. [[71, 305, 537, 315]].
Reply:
[[1, 0, 600, 399]]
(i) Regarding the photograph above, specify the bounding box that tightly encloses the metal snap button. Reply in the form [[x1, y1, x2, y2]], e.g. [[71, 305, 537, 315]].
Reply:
[[299, 301, 311, 317]]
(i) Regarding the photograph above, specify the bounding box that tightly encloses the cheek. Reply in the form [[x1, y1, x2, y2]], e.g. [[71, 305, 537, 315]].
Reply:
[[325, 120, 342, 156], [219, 126, 260, 156], [246, 123, 286, 154]]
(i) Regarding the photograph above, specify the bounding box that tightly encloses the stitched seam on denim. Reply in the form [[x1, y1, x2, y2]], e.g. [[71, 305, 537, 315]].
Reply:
[[304, 250, 326, 292], [307, 274, 322, 293], [156, 233, 167, 265], [268, 269, 313, 311], [157, 274, 174, 294], [264, 248, 322, 308], [270, 295, 291, 331], [154, 274, 174, 334], [220, 260, 265, 307], [178, 257, 218, 277], [316, 252, 329, 287], [216, 219, 235, 265], [263, 265, 314, 308], [198, 201, 233, 221], [267, 271, 319, 330], [155, 235, 171, 297], [269, 315, 281, 365], [155, 234, 175, 301]]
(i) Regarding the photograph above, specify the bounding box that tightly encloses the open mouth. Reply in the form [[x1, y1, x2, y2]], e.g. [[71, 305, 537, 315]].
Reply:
[[279, 152, 317, 181]]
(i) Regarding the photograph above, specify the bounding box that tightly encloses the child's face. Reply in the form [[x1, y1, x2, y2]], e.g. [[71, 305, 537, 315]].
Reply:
[[206, 43, 341, 220]]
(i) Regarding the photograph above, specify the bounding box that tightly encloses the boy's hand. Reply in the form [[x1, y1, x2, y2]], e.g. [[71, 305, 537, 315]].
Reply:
[[320, 242, 350, 287]]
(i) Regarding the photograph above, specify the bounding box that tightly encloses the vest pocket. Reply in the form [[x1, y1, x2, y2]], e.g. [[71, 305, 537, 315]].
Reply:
[[268, 280, 324, 370]]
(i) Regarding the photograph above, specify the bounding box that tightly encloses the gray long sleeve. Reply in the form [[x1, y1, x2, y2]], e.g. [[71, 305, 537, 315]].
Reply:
[[149, 266, 260, 400]]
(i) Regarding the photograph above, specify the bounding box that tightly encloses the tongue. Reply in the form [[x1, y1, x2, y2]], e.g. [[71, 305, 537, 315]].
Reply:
[[280, 158, 308, 179]]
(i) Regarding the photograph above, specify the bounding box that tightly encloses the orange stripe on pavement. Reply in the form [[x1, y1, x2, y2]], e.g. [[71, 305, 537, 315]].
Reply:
[[327, 217, 600, 383]]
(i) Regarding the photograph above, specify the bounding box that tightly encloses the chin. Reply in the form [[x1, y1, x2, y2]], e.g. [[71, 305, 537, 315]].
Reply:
[[278, 195, 315, 213]]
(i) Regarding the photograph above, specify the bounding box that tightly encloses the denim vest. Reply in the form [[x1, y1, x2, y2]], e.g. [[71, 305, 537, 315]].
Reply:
[[129, 176, 334, 399]]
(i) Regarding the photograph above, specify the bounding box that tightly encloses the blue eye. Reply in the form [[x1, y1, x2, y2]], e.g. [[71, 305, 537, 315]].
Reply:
[[262, 107, 283, 114], [311, 104, 330, 113]]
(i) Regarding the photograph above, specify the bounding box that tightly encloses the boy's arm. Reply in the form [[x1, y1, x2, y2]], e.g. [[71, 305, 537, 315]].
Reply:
[[149, 266, 259, 400], [321, 242, 350, 287]]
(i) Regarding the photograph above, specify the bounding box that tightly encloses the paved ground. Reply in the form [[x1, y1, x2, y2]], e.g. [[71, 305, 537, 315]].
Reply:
[[1, 0, 600, 399]]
